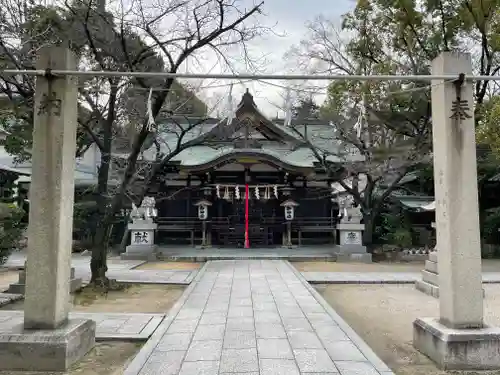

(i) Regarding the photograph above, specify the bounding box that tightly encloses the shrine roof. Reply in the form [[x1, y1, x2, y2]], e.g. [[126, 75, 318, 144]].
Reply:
[[140, 90, 365, 165], [395, 194, 435, 211], [166, 144, 363, 169], [141, 123, 364, 167], [0, 163, 30, 175]]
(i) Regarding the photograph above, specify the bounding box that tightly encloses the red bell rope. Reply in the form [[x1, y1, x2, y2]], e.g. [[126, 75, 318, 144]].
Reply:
[[245, 184, 249, 248]]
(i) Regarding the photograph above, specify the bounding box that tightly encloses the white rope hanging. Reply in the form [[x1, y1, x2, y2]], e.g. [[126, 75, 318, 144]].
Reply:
[[226, 83, 235, 126], [11, 178, 19, 206], [355, 117, 362, 139], [146, 88, 156, 132], [283, 87, 293, 127], [212, 184, 283, 199], [355, 93, 367, 139]]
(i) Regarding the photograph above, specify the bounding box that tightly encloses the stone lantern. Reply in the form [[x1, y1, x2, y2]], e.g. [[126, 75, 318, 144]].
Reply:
[[281, 199, 299, 248], [194, 199, 212, 248]]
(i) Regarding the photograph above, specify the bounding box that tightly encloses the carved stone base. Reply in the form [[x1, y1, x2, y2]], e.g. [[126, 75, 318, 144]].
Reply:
[[121, 245, 158, 261], [414, 317, 500, 370], [336, 253, 372, 263], [7, 267, 82, 295], [0, 319, 95, 371]]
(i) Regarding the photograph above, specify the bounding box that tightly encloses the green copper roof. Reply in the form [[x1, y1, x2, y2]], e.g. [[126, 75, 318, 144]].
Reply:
[[169, 144, 363, 168], [143, 112, 365, 167]]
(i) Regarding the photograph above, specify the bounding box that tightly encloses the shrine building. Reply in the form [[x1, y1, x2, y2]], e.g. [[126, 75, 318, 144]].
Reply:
[[141, 90, 364, 248]]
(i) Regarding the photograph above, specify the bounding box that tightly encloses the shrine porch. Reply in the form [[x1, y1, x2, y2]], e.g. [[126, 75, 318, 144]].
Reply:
[[155, 246, 339, 262], [155, 216, 338, 248]]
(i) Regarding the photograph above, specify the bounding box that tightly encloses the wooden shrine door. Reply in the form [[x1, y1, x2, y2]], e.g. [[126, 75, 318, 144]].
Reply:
[[214, 197, 278, 247]]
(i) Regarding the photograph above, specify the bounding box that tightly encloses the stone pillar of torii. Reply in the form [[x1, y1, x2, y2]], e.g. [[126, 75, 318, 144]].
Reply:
[[412, 52, 497, 370]]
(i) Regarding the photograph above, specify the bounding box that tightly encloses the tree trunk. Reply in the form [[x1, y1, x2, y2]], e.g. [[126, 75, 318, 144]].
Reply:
[[90, 212, 113, 284], [362, 213, 375, 251], [90, 131, 149, 282], [90, 163, 111, 283], [89, 88, 117, 284], [87, 81, 190, 284], [118, 219, 129, 253]]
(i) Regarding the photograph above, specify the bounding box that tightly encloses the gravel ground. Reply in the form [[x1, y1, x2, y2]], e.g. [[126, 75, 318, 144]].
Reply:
[[1, 284, 185, 313], [293, 261, 425, 272], [316, 284, 500, 375]]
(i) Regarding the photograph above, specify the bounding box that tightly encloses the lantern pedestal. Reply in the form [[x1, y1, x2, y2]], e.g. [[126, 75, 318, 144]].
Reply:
[[196, 220, 212, 249], [280, 200, 298, 248], [121, 219, 158, 260], [336, 223, 371, 262], [281, 222, 297, 248]]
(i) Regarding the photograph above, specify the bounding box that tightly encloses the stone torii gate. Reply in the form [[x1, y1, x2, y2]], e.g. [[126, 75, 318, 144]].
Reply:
[[412, 52, 500, 370], [0, 47, 95, 371], [0, 47, 498, 372]]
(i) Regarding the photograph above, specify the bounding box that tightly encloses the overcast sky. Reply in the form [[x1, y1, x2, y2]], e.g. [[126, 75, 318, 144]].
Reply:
[[187, 0, 356, 118]]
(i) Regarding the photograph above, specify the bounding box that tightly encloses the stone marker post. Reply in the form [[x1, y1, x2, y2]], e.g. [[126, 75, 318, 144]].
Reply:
[[413, 52, 500, 370], [0, 46, 95, 371], [24, 47, 78, 328]]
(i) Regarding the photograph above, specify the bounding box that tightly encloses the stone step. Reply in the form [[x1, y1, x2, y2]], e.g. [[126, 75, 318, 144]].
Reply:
[[416, 280, 486, 299], [421, 270, 438, 286], [18, 267, 76, 284], [415, 279, 439, 298], [429, 252, 437, 263], [7, 276, 82, 295], [424, 260, 438, 274], [336, 253, 372, 263], [6, 284, 26, 295]]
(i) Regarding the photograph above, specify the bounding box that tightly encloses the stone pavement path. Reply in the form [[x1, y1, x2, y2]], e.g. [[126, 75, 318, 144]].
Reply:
[[0, 311, 165, 340], [77, 269, 197, 285], [4, 252, 144, 270], [3, 252, 197, 285], [125, 260, 393, 375]]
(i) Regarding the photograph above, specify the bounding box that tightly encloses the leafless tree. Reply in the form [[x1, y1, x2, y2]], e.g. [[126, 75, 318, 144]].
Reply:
[[282, 90, 431, 247], [0, 0, 267, 284]]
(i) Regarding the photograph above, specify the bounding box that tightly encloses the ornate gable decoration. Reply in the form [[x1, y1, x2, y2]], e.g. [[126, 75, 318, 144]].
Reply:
[[202, 89, 299, 145], [233, 138, 262, 149]]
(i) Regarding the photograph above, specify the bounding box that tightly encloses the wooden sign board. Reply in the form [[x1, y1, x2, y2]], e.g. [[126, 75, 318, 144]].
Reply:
[[236, 158, 259, 164]]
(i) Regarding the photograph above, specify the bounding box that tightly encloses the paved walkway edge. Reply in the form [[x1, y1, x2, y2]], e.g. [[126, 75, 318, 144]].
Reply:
[[307, 280, 500, 284], [306, 279, 416, 285], [123, 262, 210, 375], [89, 279, 193, 286], [100, 315, 165, 341], [160, 255, 336, 262], [302, 272, 500, 285], [285, 261, 395, 375], [129, 261, 148, 269]]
